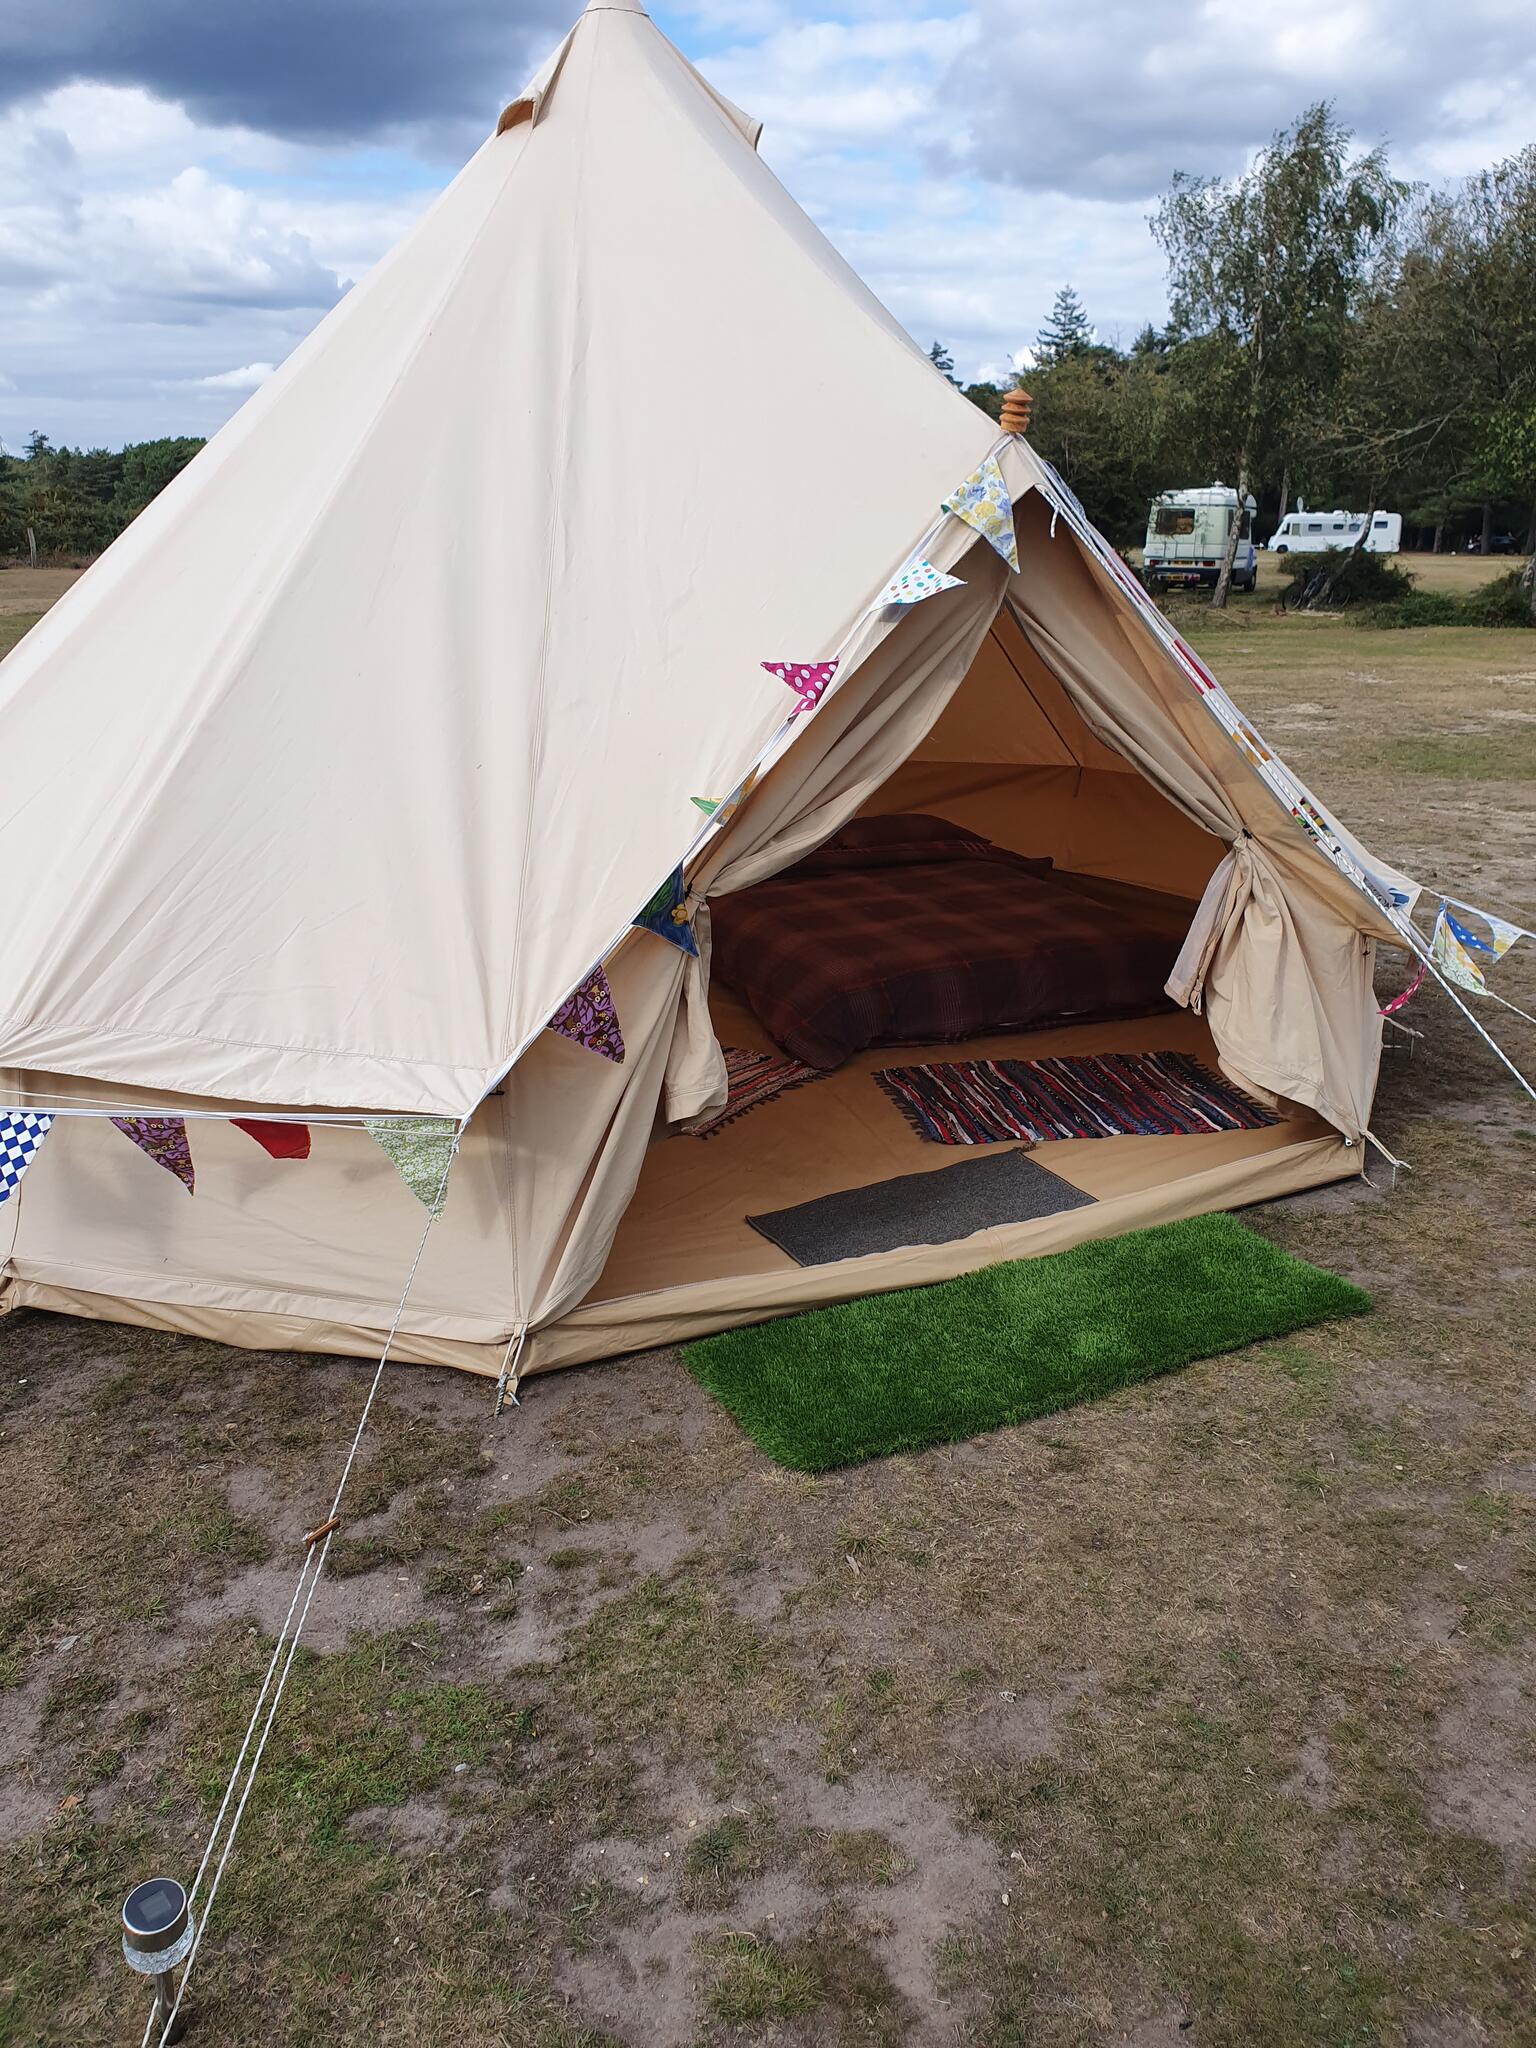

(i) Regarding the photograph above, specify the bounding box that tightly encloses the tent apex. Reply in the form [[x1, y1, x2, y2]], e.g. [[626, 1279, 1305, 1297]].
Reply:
[[583, 0, 647, 12]]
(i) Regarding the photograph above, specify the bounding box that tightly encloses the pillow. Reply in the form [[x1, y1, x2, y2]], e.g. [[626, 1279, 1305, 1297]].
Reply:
[[792, 812, 1052, 877]]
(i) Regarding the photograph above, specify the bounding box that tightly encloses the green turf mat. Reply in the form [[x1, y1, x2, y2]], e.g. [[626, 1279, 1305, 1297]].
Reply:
[[683, 1212, 1369, 1472]]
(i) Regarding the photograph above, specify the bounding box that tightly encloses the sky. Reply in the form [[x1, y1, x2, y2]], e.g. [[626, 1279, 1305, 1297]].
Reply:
[[1, 0, 1533, 450]]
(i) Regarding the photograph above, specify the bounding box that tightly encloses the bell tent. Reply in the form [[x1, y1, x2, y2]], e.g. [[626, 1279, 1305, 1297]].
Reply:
[[0, 0, 1421, 1384]]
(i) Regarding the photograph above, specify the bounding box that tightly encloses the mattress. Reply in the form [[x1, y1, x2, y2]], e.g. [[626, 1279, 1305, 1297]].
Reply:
[[709, 813, 1193, 1070]]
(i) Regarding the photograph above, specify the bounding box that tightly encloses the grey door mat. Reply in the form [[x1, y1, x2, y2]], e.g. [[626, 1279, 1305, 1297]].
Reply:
[[746, 1147, 1097, 1268]]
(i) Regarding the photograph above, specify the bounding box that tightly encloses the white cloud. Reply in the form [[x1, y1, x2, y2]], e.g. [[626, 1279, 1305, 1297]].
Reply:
[[1, 3, 1532, 443], [193, 361, 276, 390], [938, 0, 1536, 198], [0, 83, 435, 445]]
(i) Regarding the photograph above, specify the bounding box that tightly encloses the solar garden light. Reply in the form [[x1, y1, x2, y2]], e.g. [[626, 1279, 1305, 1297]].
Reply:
[[121, 1876, 194, 2042]]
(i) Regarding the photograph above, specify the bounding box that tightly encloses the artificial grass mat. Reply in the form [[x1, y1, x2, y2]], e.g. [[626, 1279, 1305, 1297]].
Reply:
[[682, 1212, 1369, 1472]]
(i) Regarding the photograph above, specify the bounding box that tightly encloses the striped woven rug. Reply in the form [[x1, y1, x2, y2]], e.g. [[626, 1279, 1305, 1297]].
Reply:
[[873, 1050, 1281, 1146], [693, 1046, 827, 1139]]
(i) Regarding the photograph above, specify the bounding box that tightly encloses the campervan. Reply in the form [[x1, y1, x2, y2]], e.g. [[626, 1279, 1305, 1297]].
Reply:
[[1143, 485, 1257, 591], [1267, 510, 1401, 554]]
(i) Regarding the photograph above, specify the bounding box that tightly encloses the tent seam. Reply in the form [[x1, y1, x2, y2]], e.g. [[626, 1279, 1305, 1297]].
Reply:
[[497, 27, 597, 1069]]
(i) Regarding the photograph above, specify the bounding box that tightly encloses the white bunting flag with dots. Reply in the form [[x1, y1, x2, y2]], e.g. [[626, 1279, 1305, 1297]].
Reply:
[[877, 558, 965, 607]]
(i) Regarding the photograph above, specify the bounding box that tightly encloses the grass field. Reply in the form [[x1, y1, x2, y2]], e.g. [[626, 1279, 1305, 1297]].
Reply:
[[2, 566, 1535, 2047]]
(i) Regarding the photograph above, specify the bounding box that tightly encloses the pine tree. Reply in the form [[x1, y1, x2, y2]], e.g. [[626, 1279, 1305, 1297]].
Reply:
[[928, 340, 961, 387], [1035, 288, 1094, 364]]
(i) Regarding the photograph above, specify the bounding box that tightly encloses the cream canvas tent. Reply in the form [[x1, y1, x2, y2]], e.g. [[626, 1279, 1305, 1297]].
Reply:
[[0, 0, 1421, 1382]]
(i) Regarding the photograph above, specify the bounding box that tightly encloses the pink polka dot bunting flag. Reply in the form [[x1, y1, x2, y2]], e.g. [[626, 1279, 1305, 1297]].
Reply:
[[877, 558, 965, 607], [762, 659, 838, 716], [548, 963, 626, 1064]]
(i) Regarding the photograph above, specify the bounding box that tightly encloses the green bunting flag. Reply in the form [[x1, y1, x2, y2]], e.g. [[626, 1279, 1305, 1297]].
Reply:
[[364, 1116, 460, 1215]]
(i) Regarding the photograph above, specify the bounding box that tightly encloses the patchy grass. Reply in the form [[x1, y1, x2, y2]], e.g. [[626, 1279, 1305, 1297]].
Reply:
[[1378, 732, 1536, 779], [685, 1215, 1369, 1471], [4, 590, 1536, 2044], [0, 609, 43, 659], [696, 1930, 823, 2024]]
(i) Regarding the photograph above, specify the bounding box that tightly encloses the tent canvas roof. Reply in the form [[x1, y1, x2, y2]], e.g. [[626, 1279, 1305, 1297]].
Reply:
[[0, 0, 998, 1117]]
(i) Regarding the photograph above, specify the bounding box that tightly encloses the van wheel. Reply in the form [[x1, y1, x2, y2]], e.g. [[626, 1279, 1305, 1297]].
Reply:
[[1274, 544, 1288, 554]]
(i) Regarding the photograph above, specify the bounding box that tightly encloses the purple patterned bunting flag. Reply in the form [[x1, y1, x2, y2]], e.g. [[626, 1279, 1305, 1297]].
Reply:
[[110, 1115, 195, 1192], [548, 964, 625, 1063]]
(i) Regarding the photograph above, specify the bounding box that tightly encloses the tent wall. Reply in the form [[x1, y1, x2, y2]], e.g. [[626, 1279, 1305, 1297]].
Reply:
[[1, 1070, 520, 1346]]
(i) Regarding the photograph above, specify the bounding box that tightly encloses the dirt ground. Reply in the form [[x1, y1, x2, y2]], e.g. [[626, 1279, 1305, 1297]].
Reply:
[[2, 576, 1535, 2047]]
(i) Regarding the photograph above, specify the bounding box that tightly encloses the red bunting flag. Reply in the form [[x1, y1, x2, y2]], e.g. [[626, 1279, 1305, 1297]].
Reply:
[[232, 1119, 312, 1160]]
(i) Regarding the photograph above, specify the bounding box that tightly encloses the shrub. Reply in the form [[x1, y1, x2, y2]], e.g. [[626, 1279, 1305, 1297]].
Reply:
[[1461, 568, 1535, 626], [1358, 589, 1462, 628], [1279, 549, 1416, 609]]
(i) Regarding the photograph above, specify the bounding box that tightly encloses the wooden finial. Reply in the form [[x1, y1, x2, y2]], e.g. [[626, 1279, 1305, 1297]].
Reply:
[[1000, 388, 1033, 436]]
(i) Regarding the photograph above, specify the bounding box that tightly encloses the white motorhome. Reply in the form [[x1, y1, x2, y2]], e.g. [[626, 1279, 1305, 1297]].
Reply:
[[1142, 484, 1257, 591], [1267, 509, 1402, 554]]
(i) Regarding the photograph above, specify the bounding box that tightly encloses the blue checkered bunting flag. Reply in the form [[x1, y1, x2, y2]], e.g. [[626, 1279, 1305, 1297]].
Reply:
[[0, 1111, 55, 1206]]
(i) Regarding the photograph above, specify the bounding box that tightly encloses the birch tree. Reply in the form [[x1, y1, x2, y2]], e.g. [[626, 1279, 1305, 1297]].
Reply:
[[1152, 106, 1401, 606]]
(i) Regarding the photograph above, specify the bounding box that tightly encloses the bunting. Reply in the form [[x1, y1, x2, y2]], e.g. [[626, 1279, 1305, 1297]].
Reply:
[[633, 867, 699, 956], [1430, 907, 1491, 994], [762, 659, 837, 715], [548, 963, 625, 1063], [110, 1116, 195, 1193], [941, 455, 1018, 572], [364, 1116, 459, 1215], [877, 558, 965, 607], [0, 1111, 54, 1206], [692, 768, 757, 829], [1446, 906, 1521, 963], [232, 1119, 312, 1160]]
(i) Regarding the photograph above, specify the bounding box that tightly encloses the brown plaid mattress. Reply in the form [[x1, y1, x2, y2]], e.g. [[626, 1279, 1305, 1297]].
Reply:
[[710, 824, 1192, 1072]]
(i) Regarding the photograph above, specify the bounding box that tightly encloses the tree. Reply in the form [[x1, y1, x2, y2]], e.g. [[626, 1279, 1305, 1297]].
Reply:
[[1322, 148, 1536, 595], [1152, 104, 1402, 605], [1023, 342, 1183, 546], [962, 381, 1005, 422], [927, 341, 961, 387], [1035, 287, 1094, 365], [0, 434, 204, 561]]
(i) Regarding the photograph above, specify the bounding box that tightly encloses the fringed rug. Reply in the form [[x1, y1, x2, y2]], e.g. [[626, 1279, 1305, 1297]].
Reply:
[[692, 1046, 828, 1139], [874, 1050, 1280, 1146]]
